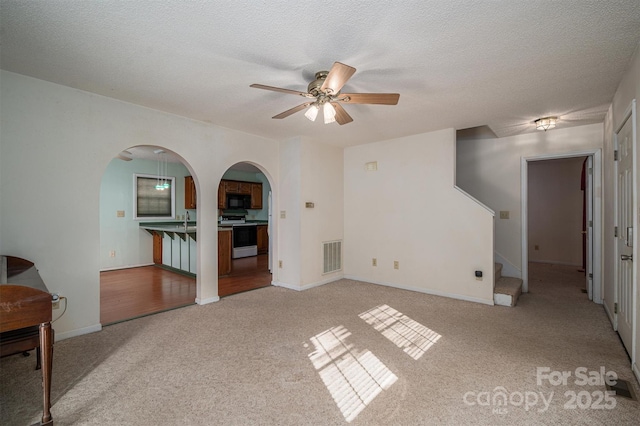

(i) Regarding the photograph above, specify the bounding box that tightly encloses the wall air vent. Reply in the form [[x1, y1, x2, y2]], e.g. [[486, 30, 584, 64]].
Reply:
[[323, 240, 342, 274]]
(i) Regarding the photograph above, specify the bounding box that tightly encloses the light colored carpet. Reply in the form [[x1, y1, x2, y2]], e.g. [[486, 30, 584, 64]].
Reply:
[[1, 263, 639, 425]]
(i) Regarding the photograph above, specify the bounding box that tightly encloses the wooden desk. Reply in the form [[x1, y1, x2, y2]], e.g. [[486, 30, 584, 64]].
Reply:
[[0, 256, 54, 425]]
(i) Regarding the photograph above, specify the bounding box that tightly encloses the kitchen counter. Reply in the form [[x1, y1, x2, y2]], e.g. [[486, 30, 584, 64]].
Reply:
[[140, 221, 197, 233]]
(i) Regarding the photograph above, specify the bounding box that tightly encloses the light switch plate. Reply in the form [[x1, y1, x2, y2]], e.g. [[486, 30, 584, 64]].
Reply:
[[116, 210, 125, 217]]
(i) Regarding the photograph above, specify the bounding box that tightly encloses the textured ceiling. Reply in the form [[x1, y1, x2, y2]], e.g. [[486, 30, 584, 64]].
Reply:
[[1, 1, 639, 146]]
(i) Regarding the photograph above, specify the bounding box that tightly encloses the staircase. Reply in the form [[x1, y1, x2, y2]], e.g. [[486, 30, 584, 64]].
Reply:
[[494, 263, 523, 306]]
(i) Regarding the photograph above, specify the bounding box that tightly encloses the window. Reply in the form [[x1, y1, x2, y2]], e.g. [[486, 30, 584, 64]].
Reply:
[[133, 174, 175, 219]]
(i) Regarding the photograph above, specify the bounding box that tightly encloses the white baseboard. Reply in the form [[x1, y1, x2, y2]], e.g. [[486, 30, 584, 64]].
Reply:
[[55, 324, 102, 341], [633, 362, 640, 386], [343, 275, 494, 306], [272, 275, 342, 291], [100, 263, 155, 272], [494, 251, 521, 279], [529, 260, 582, 267], [196, 296, 219, 305]]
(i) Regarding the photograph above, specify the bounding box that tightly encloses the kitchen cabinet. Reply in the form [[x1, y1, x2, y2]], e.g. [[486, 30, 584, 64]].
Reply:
[[224, 181, 239, 193], [185, 176, 197, 209], [153, 232, 163, 264], [257, 224, 268, 254], [251, 183, 263, 209], [218, 181, 226, 209], [239, 182, 252, 194], [218, 179, 263, 210], [218, 229, 232, 276]]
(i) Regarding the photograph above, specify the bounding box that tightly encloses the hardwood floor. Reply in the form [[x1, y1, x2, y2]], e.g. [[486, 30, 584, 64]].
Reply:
[[100, 254, 272, 325], [218, 254, 272, 297]]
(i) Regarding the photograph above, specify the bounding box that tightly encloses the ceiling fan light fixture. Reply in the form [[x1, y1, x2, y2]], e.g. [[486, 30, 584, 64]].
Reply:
[[323, 102, 336, 124], [304, 104, 319, 122], [535, 116, 557, 131]]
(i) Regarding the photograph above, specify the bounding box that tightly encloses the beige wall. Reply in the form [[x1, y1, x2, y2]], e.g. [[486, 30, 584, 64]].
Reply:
[[528, 157, 586, 266], [344, 128, 495, 304], [457, 123, 603, 277], [0, 71, 281, 338]]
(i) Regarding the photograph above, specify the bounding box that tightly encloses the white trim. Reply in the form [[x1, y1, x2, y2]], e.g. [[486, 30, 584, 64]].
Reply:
[[272, 275, 343, 291], [99, 262, 155, 272], [454, 186, 495, 215], [55, 324, 102, 341], [494, 251, 521, 279], [633, 362, 640, 387], [521, 149, 603, 305], [613, 99, 638, 373], [133, 173, 176, 220], [343, 275, 494, 306], [195, 296, 219, 305], [528, 260, 583, 267]]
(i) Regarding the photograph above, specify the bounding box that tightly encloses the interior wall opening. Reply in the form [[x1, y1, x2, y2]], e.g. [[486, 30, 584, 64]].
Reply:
[[217, 161, 273, 297], [99, 146, 197, 325], [522, 150, 602, 304]]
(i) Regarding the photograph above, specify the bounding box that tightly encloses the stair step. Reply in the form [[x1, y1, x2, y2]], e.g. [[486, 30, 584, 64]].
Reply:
[[494, 276, 523, 307], [494, 263, 503, 281]]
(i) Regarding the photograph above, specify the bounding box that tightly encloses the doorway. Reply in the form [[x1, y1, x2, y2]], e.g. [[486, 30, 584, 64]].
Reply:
[[99, 146, 197, 324], [521, 150, 602, 303], [217, 162, 273, 297]]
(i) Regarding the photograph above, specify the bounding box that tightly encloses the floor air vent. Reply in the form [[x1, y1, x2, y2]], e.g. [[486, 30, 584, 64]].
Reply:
[[606, 378, 637, 400], [323, 240, 342, 274]]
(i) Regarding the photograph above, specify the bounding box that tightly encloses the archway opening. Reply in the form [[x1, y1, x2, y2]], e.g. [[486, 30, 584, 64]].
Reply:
[[217, 161, 273, 297], [99, 146, 198, 324]]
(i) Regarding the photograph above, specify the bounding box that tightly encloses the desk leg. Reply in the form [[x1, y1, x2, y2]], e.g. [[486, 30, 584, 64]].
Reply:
[[39, 322, 53, 425]]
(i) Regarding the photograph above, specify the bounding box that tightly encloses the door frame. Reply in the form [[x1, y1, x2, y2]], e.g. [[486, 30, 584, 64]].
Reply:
[[613, 99, 637, 367], [520, 149, 602, 303]]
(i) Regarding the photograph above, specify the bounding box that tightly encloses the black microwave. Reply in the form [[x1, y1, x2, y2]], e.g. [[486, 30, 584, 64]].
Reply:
[[227, 194, 251, 209]]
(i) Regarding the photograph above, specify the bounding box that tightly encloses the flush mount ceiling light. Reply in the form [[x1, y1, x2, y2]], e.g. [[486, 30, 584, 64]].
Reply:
[[535, 116, 557, 131]]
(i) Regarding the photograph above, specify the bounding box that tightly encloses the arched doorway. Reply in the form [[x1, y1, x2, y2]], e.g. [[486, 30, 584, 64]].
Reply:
[[99, 146, 198, 324], [217, 161, 273, 297]]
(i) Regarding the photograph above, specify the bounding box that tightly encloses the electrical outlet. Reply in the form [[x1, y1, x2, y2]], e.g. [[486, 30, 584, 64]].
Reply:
[[499, 211, 510, 219], [116, 210, 125, 217], [52, 300, 60, 309], [280, 211, 286, 219], [372, 258, 377, 266], [109, 250, 116, 258], [279, 260, 283, 268], [394, 261, 399, 270]]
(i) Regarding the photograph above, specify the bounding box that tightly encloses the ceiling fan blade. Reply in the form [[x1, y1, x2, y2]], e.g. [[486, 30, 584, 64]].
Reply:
[[331, 103, 353, 125], [250, 84, 309, 97], [321, 62, 356, 94], [340, 93, 400, 105], [272, 102, 313, 119]]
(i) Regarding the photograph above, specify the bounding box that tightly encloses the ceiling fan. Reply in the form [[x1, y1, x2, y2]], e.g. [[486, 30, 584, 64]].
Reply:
[[250, 62, 399, 125]]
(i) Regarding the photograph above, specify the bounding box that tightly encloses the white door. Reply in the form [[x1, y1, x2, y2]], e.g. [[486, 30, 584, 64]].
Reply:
[[615, 112, 635, 355], [586, 156, 594, 300]]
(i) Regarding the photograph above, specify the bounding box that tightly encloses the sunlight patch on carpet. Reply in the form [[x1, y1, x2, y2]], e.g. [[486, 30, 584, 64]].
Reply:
[[359, 304, 441, 360], [307, 325, 398, 423]]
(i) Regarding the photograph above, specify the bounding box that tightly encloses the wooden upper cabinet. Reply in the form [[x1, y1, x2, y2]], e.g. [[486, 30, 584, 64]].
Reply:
[[219, 179, 263, 210], [250, 183, 263, 209], [238, 182, 252, 195], [224, 181, 239, 193], [185, 176, 197, 209], [218, 181, 226, 209]]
